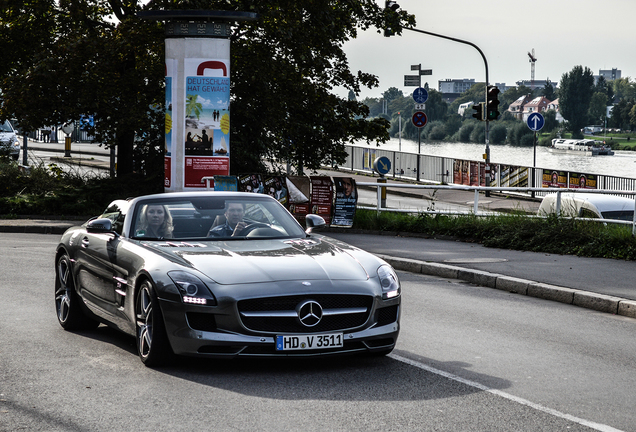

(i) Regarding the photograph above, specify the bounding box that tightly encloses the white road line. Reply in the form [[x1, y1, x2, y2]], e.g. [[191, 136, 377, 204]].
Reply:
[[389, 353, 624, 432]]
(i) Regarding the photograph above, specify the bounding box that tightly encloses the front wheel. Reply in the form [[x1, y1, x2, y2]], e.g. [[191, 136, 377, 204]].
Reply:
[[55, 254, 99, 330], [136, 281, 174, 366]]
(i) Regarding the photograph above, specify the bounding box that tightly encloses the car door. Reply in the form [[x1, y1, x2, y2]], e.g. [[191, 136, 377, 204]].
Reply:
[[74, 202, 127, 316]]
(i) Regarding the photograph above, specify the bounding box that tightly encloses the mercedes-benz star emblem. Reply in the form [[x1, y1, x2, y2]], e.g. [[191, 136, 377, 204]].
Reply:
[[297, 300, 323, 327]]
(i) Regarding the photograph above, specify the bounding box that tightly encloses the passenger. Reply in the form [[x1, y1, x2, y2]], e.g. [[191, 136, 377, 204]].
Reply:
[[136, 204, 173, 239]]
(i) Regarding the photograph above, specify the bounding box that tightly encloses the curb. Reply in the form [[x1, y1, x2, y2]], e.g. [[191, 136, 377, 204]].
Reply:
[[378, 254, 636, 319]]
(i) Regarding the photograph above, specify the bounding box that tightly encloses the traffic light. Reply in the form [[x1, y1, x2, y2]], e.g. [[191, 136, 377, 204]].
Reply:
[[486, 85, 501, 120], [472, 102, 484, 121], [384, 1, 400, 37]]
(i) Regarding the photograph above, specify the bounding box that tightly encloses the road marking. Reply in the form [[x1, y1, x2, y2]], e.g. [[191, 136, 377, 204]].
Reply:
[[389, 353, 624, 432]]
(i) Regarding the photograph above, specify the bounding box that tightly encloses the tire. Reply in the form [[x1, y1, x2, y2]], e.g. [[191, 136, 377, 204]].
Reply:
[[55, 254, 99, 330], [135, 280, 174, 366]]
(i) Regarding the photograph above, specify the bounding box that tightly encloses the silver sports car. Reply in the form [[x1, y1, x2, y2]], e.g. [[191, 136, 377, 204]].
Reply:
[[55, 192, 400, 366]]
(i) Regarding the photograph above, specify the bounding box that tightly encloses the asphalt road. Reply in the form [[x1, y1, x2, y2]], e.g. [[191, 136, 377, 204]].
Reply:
[[1, 233, 634, 431]]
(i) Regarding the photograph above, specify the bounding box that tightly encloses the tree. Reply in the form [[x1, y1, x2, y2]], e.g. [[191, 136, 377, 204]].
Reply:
[[0, 0, 416, 176], [541, 80, 556, 101], [612, 77, 636, 101], [0, 0, 164, 176], [594, 76, 614, 102], [558, 66, 595, 138], [588, 92, 608, 125]]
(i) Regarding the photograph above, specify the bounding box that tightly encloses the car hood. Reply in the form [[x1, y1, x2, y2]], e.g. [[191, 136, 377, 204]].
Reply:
[[151, 237, 372, 285]]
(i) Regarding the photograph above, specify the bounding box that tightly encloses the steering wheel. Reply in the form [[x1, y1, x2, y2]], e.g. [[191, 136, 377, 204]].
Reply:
[[235, 221, 270, 236]]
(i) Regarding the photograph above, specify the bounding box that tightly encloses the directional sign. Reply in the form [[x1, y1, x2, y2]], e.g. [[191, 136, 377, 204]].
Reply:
[[412, 87, 428, 104], [404, 75, 420, 87], [412, 111, 428, 128], [374, 156, 391, 176], [527, 112, 545, 131], [414, 103, 426, 110]]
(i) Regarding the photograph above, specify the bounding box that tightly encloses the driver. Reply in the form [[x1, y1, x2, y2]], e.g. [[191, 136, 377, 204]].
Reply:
[[208, 202, 248, 237]]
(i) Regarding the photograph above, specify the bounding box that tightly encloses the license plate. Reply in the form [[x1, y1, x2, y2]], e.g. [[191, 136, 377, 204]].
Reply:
[[276, 333, 343, 351]]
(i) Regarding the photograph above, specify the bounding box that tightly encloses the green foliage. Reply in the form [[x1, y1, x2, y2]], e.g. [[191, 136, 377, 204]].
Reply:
[[508, 122, 533, 145], [352, 210, 636, 260], [489, 124, 507, 144], [457, 123, 475, 142], [469, 122, 485, 143], [558, 65, 595, 137], [0, 159, 161, 216]]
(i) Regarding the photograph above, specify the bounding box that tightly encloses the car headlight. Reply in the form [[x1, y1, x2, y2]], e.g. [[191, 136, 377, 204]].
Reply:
[[168, 271, 217, 306], [377, 265, 400, 299]]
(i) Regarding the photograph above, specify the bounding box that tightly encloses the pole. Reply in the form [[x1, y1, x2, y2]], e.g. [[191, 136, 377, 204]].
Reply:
[[405, 26, 490, 193], [532, 131, 537, 198], [417, 127, 421, 182]]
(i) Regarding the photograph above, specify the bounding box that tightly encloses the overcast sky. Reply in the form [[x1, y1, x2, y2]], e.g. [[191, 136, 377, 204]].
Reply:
[[341, 0, 635, 99]]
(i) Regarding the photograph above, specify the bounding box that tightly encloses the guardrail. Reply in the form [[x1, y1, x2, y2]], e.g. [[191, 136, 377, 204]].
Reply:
[[357, 182, 636, 235]]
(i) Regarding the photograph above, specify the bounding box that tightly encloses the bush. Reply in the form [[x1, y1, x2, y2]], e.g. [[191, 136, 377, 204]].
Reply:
[[469, 122, 486, 143], [0, 159, 162, 216], [489, 124, 507, 144], [352, 209, 636, 260], [458, 123, 474, 142]]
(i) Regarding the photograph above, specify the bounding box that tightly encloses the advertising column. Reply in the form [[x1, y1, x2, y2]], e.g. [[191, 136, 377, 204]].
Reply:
[[140, 10, 258, 192]]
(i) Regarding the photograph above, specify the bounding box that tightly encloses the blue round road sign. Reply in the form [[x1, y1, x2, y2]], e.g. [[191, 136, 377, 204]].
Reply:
[[374, 156, 391, 176], [412, 87, 429, 104], [412, 111, 428, 128], [527, 112, 545, 131]]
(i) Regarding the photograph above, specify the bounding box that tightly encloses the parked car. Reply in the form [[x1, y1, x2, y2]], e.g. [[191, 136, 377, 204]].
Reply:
[[55, 192, 401, 366], [538, 193, 635, 221], [0, 120, 20, 160]]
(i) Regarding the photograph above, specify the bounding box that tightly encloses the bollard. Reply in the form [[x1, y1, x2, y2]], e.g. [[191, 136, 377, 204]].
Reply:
[[64, 136, 71, 157], [378, 177, 387, 208]]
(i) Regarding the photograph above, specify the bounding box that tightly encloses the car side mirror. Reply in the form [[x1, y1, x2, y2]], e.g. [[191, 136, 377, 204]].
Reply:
[[86, 218, 116, 234], [305, 214, 326, 233]]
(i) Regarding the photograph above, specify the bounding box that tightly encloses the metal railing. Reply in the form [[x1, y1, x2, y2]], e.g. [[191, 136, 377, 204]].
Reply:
[[357, 182, 636, 235]]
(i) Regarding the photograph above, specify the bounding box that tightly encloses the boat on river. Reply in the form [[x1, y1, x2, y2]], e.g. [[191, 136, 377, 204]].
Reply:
[[550, 138, 614, 156]]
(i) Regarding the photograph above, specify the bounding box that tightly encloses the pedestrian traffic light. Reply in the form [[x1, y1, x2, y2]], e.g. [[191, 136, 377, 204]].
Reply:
[[486, 85, 501, 120], [472, 102, 484, 121], [384, 1, 400, 37]]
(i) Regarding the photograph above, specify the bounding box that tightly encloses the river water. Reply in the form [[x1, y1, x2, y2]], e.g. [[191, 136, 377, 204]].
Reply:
[[379, 137, 636, 179]]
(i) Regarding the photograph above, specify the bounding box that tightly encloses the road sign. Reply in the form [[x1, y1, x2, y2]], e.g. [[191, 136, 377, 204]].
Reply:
[[414, 103, 426, 110], [412, 87, 428, 104], [404, 75, 420, 86], [527, 112, 545, 131], [374, 156, 391, 176], [420, 69, 432, 75], [412, 111, 428, 128]]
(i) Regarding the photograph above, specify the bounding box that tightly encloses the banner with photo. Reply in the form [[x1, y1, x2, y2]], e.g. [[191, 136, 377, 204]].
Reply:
[[542, 169, 568, 188], [569, 172, 597, 189], [264, 176, 288, 205], [183, 58, 230, 188], [332, 177, 357, 227]]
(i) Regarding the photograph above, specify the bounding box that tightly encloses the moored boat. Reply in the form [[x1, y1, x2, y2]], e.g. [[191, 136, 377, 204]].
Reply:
[[550, 138, 614, 156]]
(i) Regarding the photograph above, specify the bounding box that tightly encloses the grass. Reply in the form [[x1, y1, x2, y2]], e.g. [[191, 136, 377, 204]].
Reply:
[[352, 209, 636, 260]]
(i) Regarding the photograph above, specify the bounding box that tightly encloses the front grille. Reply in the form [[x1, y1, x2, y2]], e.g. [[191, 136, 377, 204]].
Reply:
[[238, 294, 373, 333]]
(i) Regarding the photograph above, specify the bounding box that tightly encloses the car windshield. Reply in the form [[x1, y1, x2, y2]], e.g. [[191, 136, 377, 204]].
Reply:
[[0, 121, 13, 132], [130, 195, 306, 240], [601, 210, 635, 221]]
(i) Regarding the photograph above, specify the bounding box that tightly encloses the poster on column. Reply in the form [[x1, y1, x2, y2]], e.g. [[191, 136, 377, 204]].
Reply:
[[183, 58, 230, 188], [165, 59, 176, 190]]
